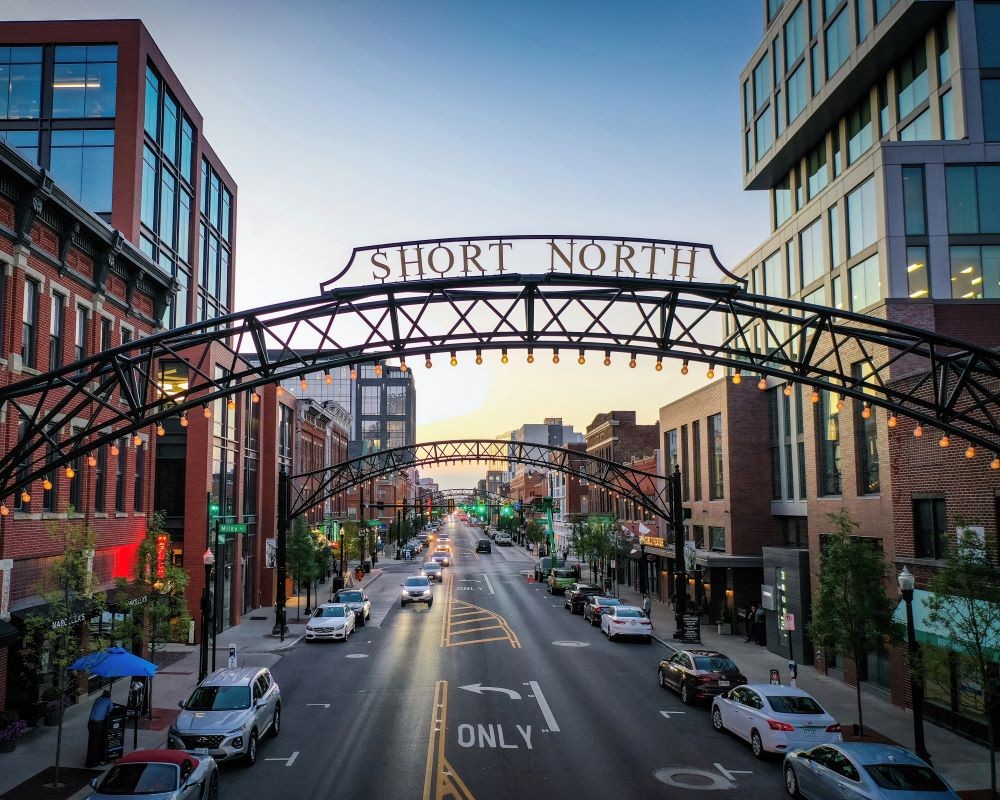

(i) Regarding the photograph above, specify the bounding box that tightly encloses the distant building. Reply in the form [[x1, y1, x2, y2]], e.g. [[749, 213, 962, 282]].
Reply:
[[584, 411, 658, 516]]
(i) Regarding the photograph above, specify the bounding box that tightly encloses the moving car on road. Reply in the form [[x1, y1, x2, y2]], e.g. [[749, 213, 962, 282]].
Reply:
[[600, 605, 653, 641], [431, 549, 451, 567], [495, 533, 512, 546], [168, 666, 281, 766], [334, 589, 372, 625], [546, 567, 576, 594], [85, 749, 219, 800], [711, 684, 841, 760], [563, 583, 601, 613], [783, 742, 960, 799], [583, 595, 621, 625], [476, 538, 492, 553], [305, 603, 356, 641], [401, 575, 434, 607], [421, 561, 444, 581], [657, 649, 747, 704]]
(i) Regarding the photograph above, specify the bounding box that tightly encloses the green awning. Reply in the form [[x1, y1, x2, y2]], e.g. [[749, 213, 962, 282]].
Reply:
[[893, 589, 1000, 658]]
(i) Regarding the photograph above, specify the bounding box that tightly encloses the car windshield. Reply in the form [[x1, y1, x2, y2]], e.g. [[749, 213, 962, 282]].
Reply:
[[694, 656, 738, 672], [434, 551, 448, 557], [339, 591, 364, 603], [616, 608, 643, 618], [765, 695, 824, 714], [864, 763, 947, 791], [98, 763, 179, 795], [185, 684, 250, 711], [596, 597, 621, 606], [405, 577, 429, 587], [423, 562, 440, 570], [552, 569, 574, 578], [314, 606, 347, 618]]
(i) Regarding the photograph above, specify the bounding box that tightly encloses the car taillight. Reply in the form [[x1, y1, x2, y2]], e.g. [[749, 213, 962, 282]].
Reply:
[[767, 719, 795, 732], [641, 620, 651, 625], [613, 619, 624, 624], [826, 724, 841, 733], [697, 675, 715, 683]]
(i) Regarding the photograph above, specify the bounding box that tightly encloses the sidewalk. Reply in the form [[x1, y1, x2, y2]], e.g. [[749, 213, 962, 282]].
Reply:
[[0, 567, 384, 800], [615, 582, 996, 795]]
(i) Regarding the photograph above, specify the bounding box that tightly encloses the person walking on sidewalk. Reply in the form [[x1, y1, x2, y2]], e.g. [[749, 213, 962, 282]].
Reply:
[[642, 593, 652, 619], [754, 604, 767, 646], [745, 604, 757, 642], [86, 688, 113, 768]]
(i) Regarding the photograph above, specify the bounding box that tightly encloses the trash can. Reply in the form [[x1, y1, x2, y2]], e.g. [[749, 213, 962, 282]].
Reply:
[[330, 576, 344, 594], [362, 560, 372, 574], [604, 578, 613, 593]]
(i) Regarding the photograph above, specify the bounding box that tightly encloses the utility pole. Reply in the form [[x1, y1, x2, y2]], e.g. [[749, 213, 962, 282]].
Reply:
[[543, 496, 555, 569], [273, 466, 290, 640], [670, 465, 687, 641]]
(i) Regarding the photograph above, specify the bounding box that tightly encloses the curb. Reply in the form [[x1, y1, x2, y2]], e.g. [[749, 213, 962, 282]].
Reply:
[[274, 633, 305, 651]]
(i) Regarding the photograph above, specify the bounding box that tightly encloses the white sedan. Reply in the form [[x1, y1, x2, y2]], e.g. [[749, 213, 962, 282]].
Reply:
[[600, 605, 653, 642], [711, 684, 841, 759], [304, 603, 355, 641]]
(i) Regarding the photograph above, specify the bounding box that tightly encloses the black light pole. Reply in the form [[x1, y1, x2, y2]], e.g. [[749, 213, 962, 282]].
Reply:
[[273, 465, 290, 640], [211, 520, 222, 672], [199, 548, 214, 681], [670, 465, 687, 640], [898, 566, 931, 763], [639, 542, 647, 594]]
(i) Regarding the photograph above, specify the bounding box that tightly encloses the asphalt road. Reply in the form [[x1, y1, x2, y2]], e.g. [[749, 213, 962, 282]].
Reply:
[[216, 520, 785, 799]]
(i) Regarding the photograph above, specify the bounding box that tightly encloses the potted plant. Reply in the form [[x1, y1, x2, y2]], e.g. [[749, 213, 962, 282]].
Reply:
[[41, 687, 65, 726], [0, 711, 27, 753]]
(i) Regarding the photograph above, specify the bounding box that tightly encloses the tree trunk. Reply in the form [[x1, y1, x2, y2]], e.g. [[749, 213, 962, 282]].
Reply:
[[52, 668, 65, 787], [988, 708, 996, 800], [854, 650, 865, 738]]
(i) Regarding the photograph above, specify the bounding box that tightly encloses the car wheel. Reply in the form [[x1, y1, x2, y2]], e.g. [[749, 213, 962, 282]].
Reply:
[[657, 670, 667, 689], [269, 705, 280, 738], [358, 614, 365, 627], [428, 600, 433, 607], [245, 732, 258, 766], [784, 765, 800, 798], [680, 682, 692, 705], [712, 706, 725, 732], [207, 772, 219, 800], [750, 729, 766, 760]]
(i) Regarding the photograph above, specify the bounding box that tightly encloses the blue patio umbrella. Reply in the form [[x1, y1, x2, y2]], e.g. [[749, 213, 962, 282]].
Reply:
[[69, 646, 157, 677]]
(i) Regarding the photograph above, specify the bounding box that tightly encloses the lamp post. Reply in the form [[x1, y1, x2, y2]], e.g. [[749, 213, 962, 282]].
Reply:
[[639, 542, 647, 595], [898, 565, 931, 764], [199, 548, 215, 682]]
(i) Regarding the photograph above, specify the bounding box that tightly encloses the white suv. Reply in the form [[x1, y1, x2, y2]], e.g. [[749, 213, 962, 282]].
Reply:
[[168, 666, 280, 766], [401, 575, 434, 607]]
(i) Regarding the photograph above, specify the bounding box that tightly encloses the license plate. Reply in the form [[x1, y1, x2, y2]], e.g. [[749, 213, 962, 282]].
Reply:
[[718, 680, 730, 687], [193, 747, 211, 755], [800, 728, 817, 737]]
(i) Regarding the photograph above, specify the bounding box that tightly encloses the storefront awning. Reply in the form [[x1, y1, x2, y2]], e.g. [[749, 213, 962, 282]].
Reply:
[[892, 589, 1000, 657]]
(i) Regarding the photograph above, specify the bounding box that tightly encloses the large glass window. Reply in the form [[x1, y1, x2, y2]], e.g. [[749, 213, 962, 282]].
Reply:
[[833, 274, 844, 309], [830, 205, 843, 266], [180, 117, 194, 183], [764, 250, 783, 296], [879, 79, 890, 136], [0, 130, 39, 163], [52, 45, 117, 118], [49, 129, 114, 214], [807, 141, 828, 199], [847, 176, 877, 256], [876, 0, 898, 23], [976, 2, 1000, 68], [907, 246, 929, 298], [785, 4, 806, 69], [160, 171, 176, 248], [141, 144, 158, 230], [857, 0, 872, 42], [692, 420, 702, 501], [756, 106, 774, 161], [825, 10, 851, 78], [787, 63, 808, 124], [178, 189, 192, 264], [853, 363, 879, 494], [811, 44, 822, 96], [816, 388, 842, 497], [902, 167, 927, 236], [913, 497, 946, 559], [708, 413, 723, 500], [161, 92, 178, 163], [775, 174, 793, 228], [950, 245, 1000, 299], [50, 292, 64, 370], [144, 66, 159, 137], [754, 53, 772, 111], [847, 100, 873, 164], [981, 80, 1000, 141], [0, 46, 42, 119], [899, 108, 931, 141], [946, 166, 1000, 234], [75, 305, 87, 361], [941, 90, 956, 141], [800, 217, 824, 286], [897, 45, 929, 122], [850, 254, 881, 310], [22, 278, 38, 368]]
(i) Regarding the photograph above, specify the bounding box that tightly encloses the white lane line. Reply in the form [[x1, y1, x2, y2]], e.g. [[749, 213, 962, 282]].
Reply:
[[482, 574, 495, 595], [527, 680, 560, 733]]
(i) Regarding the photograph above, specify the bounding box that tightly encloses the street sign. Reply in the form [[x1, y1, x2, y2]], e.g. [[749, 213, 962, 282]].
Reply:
[[228, 644, 237, 668], [217, 523, 248, 535], [639, 535, 665, 548], [681, 613, 701, 644], [783, 613, 796, 631]]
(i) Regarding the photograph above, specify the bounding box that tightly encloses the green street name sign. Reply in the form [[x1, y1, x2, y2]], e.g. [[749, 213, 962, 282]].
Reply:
[[217, 523, 248, 535]]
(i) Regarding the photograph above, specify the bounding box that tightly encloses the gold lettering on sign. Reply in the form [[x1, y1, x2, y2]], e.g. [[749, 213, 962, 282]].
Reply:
[[427, 245, 455, 276], [579, 242, 606, 273], [642, 244, 666, 277], [672, 246, 697, 280], [489, 240, 512, 273], [371, 249, 390, 282], [548, 239, 575, 273], [461, 244, 485, 276], [614, 242, 637, 276]]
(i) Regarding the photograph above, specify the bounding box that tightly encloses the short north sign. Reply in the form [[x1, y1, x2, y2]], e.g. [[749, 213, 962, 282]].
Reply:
[[320, 235, 740, 290]]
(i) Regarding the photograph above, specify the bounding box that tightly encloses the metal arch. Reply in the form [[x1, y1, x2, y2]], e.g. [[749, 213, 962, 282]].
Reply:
[[1, 271, 1000, 497], [417, 488, 516, 506], [286, 440, 669, 522]]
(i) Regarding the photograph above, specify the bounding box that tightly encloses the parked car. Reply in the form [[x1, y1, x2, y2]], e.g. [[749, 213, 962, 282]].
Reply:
[[431, 549, 451, 567], [333, 589, 371, 625], [476, 539, 492, 553], [534, 556, 575, 582], [168, 666, 281, 766], [546, 568, 576, 594], [600, 605, 653, 641], [305, 602, 356, 641], [495, 533, 512, 546], [783, 742, 960, 799], [563, 583, 601, 613], [401, 575, 434, 607], [421, 561, 444, 582], [711, 684, 841, 760], [583, 595, 622, 625], [85, 749, 219, 800], [658, 649, 747, 704]]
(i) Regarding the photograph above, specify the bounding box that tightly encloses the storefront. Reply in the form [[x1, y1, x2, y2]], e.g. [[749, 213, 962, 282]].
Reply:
[[761, 547, 813, 665]]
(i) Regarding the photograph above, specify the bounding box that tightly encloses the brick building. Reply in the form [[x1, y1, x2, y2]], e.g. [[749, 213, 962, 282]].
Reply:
[[584, 411, 659, 516]]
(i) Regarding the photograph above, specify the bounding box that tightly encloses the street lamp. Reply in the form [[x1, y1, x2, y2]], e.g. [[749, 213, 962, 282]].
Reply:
[[199, 548, 215, 682], [898, 566, 931, 763]]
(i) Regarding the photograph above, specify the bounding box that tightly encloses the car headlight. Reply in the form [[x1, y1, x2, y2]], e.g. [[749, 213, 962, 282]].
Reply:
[[423, 590, 432, 597], [225, 727, 243, 737]]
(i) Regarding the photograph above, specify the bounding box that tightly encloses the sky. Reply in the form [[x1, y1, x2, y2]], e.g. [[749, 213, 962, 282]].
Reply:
[[9, 0, 769, 488]]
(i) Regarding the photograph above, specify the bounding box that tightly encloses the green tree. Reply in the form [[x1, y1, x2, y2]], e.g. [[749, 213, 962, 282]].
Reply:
[[809, 509, 895, 737], [925, 526, 1000, 798], [523, 520, 547, 548], [286, 517, 320, 618]]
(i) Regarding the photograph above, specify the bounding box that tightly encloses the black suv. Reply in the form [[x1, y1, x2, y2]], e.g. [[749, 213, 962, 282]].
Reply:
[[476, 539, 491, 553], [563, 583, 602, 614]]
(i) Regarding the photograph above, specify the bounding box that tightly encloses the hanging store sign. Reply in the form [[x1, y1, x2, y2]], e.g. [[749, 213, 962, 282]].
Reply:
[[321, 236, 739, 290], [156, 534, 169, 579], [639, 535, 665, 548]]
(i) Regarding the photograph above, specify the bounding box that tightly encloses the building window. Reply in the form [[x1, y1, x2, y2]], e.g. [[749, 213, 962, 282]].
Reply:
[[785, 4, 806, 69], [787, 63, 808, 124], [946, 166, 1000, 234], [14, 417, 29, 512], [692, 420, 702, 501], [830, 204, 843, 266], [161, 92, 178, 163], [816, 390, 841, 495], [949, 245, 1000, 299], [902, 166, 926, 236], [833, 274, 844, 309], [976, 2, 1000, 69], [850, 254, 881, 310], [897, 44, 929, 122], [878, 79, 890, 137], [178, 189, 192, 263], [800, 216, 824, 286], [913, 497, 947, 559], [825, 9, 851, 79], [847, 176, 877, 257], [764, 250, 783, 297], [847, 99, 873, 164], [75, 305, 87, 362], [49, 129, 114, 214], [115, 438, 126, 512], [180, 118, 194, 182], [707, 413, 723, 500], [857, 0, 872, 42], [876, 0, 898, 23], [52, 45, 117, 119], [775, 174, 793, 229], [941, 90, 955, 141], [786, 239, 798, 296], [783, 517, 808, 548], [69, 427, 82, 511], [21, 278, 38, 368], [43, 441, 58, 513], [0, 46, 42, 120], [666, 429, 679, 476], [854, 363, 880, 495], [832, 130, 842, 177], [141, 144, 158, 230], [899, 109, 931, 142], [710, 526, 726, 552], [754, 53, 771, 111], [692, 525, 705, 549], [769, 390, 782, 499], [144, 66, 159, 137], [0, 130, 39, 163], [806, 141, 827, 199], [756, 106, 774, 160], [134, 440, 144, 512], [49, 292, 64, 369], [983, 80, 1000, 141], [160, 171, 176, 249], [95, 446, 106, 513], [907, 246, 930, 299], [680, 424, 690, 501], [804, 286, 826, 305]]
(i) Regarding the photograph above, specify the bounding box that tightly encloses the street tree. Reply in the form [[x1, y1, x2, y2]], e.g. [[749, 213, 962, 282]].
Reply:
[[286, 516, 320, 618], [924, 525, 1000, 798], [523, 520, 547, 551], [809, 508, 895, 737]]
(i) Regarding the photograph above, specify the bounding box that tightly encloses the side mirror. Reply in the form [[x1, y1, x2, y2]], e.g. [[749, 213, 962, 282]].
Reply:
[[90, 778, 100, 788], [177, 700, 185, 709]]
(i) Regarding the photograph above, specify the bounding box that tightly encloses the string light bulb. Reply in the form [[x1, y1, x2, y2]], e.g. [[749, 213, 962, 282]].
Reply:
[[88, 455, 97, 467], [276, 386, 284, 397], [913, 423, 924, 438], [252, 392, 260, 404], [133, 434, 142, 447], [603, 351, 611, 367], [228, 397, 237, 410], [180, 412, 189, 427], [20, 490, 30, 503], [655, 357, 663, 372], [758, 377, 767, 390], [552, 350, 560, 364], [325, 370, 333, 384], [450, 352, 458, 367], [65, 466, 76, 478], [992, 456, 1000, 470], [527, 350, 534, 364], [861, 403, 871, 419], [300, 377, 309, 391], [939, 435, 950, 448], [0, 504, 7, 517], [110, 443, 120, 456], [203, 405, 211, 419], [425, 355, 433, 369], [629, 353, 637, 369], [732, 370, 742, 385], [965, 446, 976, 459], [399, 359, 408, 372], [707, 365, 715, 379], [887, 414, 897, 429], [475, 350, 483, 365], [43, 479, 52, 491], [811, 389, 820, 404], [157, 424, 166, 437], [783, 383, 793, 397], [374, 362, 383, 378], [501, 349, 509, 364], [837, 396, 846, 413], [681, 360, 689, 375]]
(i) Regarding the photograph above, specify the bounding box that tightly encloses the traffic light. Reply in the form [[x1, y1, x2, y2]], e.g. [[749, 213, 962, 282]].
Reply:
[[477, 503, 485, 516], [208, 498, 220, 519], [501, 504, 512, 517], [448, 498, 455, 512]]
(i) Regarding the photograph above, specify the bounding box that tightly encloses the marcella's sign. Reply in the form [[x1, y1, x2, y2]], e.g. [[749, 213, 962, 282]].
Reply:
[[320, 236, 739, 290]]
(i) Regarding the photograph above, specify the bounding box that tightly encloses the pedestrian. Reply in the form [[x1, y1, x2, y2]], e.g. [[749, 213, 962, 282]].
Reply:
[[745, 604, 757, 642], [755, 605, 767, 646], [641, 592, 652, 619], [86, 688, 113, 768], [561, 547, 569, 562]]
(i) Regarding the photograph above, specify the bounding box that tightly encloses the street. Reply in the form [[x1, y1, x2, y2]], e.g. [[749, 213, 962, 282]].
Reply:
[[215, 520, 784, 799]]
